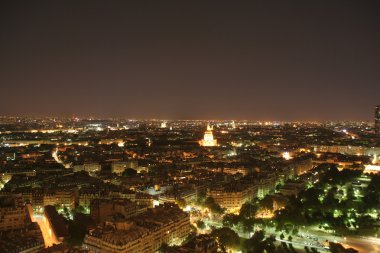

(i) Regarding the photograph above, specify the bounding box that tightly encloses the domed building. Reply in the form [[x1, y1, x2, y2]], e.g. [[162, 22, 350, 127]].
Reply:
[[199, 124, 218, 147]]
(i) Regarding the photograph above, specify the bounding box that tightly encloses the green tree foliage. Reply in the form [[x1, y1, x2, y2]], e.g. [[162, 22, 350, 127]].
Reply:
[[66, 213, 94, 246], [242, 230, 276, 253], [223, 213, 240, 227], [204, 197, 225, 214], [240, 202, 258, 219], [122, 168, 137, 177], [211, 227, 241, 251], [259, 195, 274, 211], [274, 167, 379, 235], [363, 175, 380, 210], [196, 220, 206, 230]]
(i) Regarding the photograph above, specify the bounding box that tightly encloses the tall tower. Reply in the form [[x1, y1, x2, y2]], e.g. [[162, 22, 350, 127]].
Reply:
[[375, 105, 380, 134]]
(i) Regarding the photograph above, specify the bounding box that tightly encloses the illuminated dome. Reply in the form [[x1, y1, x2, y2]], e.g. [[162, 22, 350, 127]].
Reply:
[[199, 124, 218, 147]]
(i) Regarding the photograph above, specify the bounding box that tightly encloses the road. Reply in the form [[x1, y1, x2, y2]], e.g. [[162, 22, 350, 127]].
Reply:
[[52, 148, 71, 168], [336, 236, 380, 253], [297, 227, 380, 253], [33, 214, 59, 247], [201, 217, 380, 253]]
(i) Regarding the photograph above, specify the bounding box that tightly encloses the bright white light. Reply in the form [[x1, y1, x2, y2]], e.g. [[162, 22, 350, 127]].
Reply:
[[282, 152, 292, 160], [364, 164, 380, 172], [372, 155, 377, 164], [153, 200, 160, 207]]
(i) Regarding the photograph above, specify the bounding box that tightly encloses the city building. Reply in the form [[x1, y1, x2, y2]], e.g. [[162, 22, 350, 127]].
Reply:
[[279, 181, 305, 197], [199, 124, 218, 147], [73, 163, 101, 174], [84, 204, 191, 253], [257, 173, 277, 199], [0, 227, 44, 253], [90, 198, 147, 224], [207, 183, 257, 211], [0, 195, 27, 231], [14, 188, 76, 211], [0, 195, 44, 252], [112, 160, 139, 175], [78, 188, 100, 209]]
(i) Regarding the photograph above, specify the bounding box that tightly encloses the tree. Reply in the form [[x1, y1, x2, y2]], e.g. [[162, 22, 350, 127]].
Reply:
[[196, 220, 206, 230], [242, 230, 276, 253], [122, 168, 137, 177], [159, 243, 169, 253], [176, 198, 187, 209], [240, 202, 258, 219], [211, 227, 241, 251], [73, 205, 85, 214], [66, 213, 95, 246], [196, 192, 206, 205], [241, 217, 255, 235], [204, 197, 225, 214], [223, 214, 239, 227], [259, 195, 274, 211]]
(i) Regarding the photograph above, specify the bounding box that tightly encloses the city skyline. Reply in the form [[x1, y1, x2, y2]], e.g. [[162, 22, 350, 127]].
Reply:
[[1, 1, 380, 121], [1, 2, 380, 252]]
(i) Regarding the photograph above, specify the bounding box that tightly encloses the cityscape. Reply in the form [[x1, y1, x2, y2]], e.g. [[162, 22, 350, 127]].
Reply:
[[1, 1, 380, 253], [1, 110, 380, 253]]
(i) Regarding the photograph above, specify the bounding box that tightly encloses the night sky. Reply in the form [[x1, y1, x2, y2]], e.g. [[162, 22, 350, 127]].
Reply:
[[1, 1, 379, 121]]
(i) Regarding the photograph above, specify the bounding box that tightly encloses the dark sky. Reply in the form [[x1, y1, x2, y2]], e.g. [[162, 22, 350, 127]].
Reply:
[[1, 1, 379, 121]]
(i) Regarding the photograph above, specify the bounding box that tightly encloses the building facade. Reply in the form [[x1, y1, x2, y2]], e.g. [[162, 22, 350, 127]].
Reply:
[[0, 196, 27, 231], [207, 183, 257, 211], [90, 198, 147, 224], [84, 204, 191, 253]]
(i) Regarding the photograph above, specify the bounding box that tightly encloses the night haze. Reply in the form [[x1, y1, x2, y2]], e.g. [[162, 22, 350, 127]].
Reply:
[[1, 1, 379, 120]]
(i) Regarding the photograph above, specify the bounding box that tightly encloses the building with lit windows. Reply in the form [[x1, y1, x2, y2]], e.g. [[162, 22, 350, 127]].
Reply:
[[257, 173, 277, 199], [90, 198, 147, 224], [84, 204, 191, 253], [207, 183, 257, 211], [73, 163, 101, 174], [112, 160, 139, 175], [0, 196, 27, 231]]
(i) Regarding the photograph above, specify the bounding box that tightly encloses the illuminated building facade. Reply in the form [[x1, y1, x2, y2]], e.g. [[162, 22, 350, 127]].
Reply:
[[199, 124, 218, 147], [84, 204, 190, 253], [207, 184, 257, 211], [73, 163, 101, 174], [90, 198, 147, 224], [257, 174, 277, 199], [112, 160, 139, 175]]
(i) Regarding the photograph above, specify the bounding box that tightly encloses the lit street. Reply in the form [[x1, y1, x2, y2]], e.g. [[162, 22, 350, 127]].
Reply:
[[33, 214, 59, 247]]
